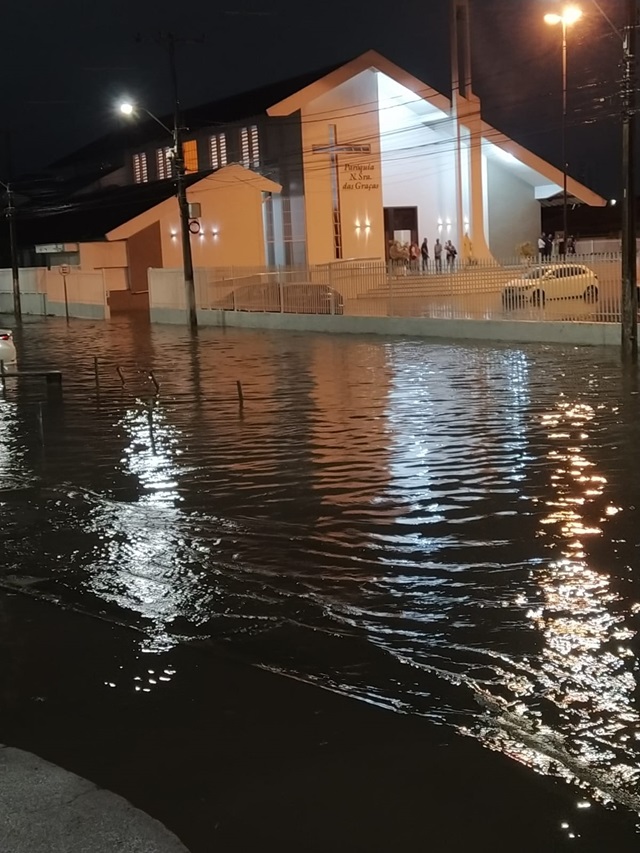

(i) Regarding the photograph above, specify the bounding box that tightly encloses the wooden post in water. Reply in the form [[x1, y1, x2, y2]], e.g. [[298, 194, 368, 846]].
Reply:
[[147, 402, 156, 454], [236, 380, 244, 411], [37, 403, 44, 445]]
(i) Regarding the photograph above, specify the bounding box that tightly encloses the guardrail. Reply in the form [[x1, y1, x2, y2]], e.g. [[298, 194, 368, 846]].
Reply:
[[156, 255, 624, 324]]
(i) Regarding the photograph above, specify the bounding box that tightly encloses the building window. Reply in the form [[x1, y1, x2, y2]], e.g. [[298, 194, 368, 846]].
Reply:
[[183, 139, 198, 174], [132, 152, 148, 184], [209, 133, 227, 170], [240, 125, 260, 169], [156, 146, 173, 180]]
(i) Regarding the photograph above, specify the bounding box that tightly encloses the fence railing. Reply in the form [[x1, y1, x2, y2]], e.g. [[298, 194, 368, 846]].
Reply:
[[147, 254, 625, 325]]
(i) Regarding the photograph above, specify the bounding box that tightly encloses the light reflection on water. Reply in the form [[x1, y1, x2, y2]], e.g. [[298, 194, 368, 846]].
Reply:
[[0, 318, 639, 813], [471, 396, 639, 809]]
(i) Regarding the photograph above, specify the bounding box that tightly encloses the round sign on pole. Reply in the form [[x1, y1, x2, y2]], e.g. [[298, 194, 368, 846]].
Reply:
[[188, 220, 201, 235]]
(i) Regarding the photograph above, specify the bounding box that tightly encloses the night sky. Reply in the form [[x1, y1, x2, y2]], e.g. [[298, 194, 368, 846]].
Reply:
[[2, 0, 625, 196]]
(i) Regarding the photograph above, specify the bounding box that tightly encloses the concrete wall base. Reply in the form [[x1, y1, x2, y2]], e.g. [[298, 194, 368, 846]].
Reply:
[[149, 307, 621, 347], [46, 301, 109, 320]]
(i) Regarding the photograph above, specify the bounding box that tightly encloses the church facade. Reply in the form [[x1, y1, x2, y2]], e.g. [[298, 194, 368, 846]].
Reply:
[[115, 7, 604, 269]]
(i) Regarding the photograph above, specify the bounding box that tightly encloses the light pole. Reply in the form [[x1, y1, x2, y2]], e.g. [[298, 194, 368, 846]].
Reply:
[[569, 1, 636, 357], [119, 100, 198, 331], [620, 0, 637, 361], [0, 179, 22, 320], [544, 5, 583, 256]]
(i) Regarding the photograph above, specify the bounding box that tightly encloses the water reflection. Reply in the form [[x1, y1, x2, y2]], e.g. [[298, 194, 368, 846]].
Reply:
[[475, 396, 640, 809], [85, 403, 209, 653], [2, 320, 639, 815], [0, 398, 32, 490]]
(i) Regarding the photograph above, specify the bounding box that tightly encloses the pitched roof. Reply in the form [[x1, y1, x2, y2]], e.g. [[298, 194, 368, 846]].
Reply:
[[267, 49, 451, 117], [106, 165, 282, 241], [15, 173, 206, 245], [47, 60, 348, 173], [180, 60, 347, 126]]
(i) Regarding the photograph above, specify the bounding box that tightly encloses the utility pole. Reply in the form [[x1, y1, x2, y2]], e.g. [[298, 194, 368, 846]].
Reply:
[[561, 18, 569, 256], [621, 0, 638, 360], [166, 33, 197, 331], [2, 181, 21, 321]]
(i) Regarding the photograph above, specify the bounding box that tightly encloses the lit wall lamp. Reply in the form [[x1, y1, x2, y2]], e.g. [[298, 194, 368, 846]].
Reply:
[[212, 228, 219, 236], [437, 218, 443, 233], [170, 230, 178, 239], [446, 218, 452, 232]]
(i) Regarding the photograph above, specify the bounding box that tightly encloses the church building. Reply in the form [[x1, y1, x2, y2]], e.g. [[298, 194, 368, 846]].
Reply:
[[39, 1, 605, 272]]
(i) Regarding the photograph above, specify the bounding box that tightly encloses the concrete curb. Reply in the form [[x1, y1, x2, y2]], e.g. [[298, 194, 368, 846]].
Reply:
[[0, 745, 190, 852]]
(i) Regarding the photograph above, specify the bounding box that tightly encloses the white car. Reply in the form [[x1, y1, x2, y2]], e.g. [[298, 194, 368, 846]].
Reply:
[[0, 329, 17, 367], [502, 263, 599, 308]]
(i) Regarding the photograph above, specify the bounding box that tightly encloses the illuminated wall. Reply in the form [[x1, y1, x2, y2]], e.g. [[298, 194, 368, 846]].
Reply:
[[377, 73, 458, 250], [484, 156, 540, 259], [301, 70, 386, 265], [108, 165, 278, 269]]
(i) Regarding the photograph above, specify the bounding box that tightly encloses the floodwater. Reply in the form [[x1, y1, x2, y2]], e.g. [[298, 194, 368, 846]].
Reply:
[[2, 316, 640, 842]]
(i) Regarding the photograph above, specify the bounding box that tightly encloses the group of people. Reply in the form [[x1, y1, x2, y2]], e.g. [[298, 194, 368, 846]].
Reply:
[[419, 238, 458, 272], [537, 233, 576, 258], [392, 238, 458, 273]]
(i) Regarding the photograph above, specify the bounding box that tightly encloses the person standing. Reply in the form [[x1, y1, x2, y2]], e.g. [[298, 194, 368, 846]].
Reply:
[[420, 238, 429, 272], [434, 238, 443, 272], [538, 233, 546, 261], [445, 240, 457, 271], [409, 241, 420, 273]]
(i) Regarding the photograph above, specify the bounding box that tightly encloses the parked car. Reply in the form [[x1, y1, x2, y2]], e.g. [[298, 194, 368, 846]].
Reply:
[[216, 282, 345, 315], [0, 329, 16, 366], [502, 264, 599, 308]]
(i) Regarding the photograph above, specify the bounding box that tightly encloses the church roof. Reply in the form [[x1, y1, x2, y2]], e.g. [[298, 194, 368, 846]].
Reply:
[[15, 173, 206, 244], [267, 49, 452, 117], [48, 60, 349, 172]]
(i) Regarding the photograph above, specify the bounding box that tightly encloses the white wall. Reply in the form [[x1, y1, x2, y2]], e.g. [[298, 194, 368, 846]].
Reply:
[[378, 76, 458, 248], [108, 166, 275, 270], [484, 157, 540, 259], [44, 270, 110, 319], [301, 70, 386, 264], [0, 268, 47, 315], [0, 267, 109, 319], [78, 242, 129, 291]]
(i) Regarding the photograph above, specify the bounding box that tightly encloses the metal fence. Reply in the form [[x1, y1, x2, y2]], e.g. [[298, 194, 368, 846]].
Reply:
[[190, 254, 626, 325]]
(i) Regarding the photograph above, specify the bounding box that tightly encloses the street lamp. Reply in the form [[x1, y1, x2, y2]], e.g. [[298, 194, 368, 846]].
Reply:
[[544, 5, 583, 256], [0, 179, 22, 320], [119, 100, 197, 330]]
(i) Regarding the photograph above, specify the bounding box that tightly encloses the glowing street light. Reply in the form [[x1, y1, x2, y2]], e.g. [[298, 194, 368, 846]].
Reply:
[[118, 98, 196, 329], [544, 5, 583, 257], [544, 5, 583, 26]]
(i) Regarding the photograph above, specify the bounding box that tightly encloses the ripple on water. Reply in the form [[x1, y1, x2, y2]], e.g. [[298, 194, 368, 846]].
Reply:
[[1, 317, 639, 811]]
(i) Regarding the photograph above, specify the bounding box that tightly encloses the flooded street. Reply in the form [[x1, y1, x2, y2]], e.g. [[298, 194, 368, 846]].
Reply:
[[1, 315, 639, 849]]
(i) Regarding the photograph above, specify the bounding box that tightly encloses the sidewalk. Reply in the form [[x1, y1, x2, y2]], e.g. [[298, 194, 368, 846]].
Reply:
[[0, 745, 189, 853]]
